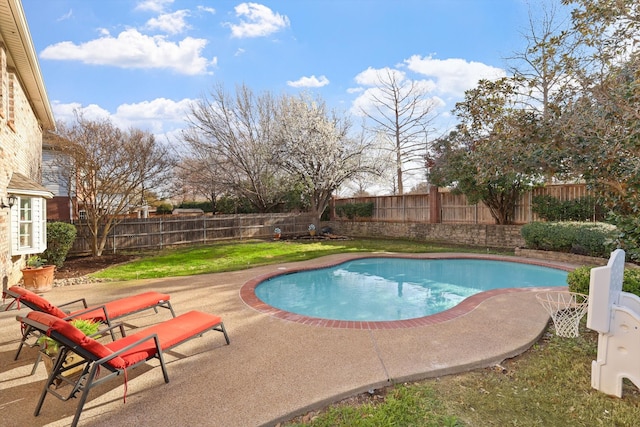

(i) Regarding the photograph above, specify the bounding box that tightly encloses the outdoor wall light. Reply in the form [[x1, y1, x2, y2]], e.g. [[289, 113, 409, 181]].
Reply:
[[1, 195, 16, 209]]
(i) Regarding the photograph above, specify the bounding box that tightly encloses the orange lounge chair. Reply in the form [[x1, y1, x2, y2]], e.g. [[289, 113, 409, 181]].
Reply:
[[19, 310, 230, 427], [4, 286, 175, 366]]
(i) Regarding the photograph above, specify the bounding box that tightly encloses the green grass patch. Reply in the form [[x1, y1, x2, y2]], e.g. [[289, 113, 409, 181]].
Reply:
[[91, 238, 499, 281]]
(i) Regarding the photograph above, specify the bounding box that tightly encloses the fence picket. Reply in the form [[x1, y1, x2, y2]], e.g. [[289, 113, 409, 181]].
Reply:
[[69, 213, 315, 255]]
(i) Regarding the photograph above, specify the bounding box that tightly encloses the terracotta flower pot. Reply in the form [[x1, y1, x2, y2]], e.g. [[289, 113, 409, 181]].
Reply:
[[21, 265, 55, 293]]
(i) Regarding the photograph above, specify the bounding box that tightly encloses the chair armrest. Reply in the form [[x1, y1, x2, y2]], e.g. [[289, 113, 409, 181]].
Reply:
[[90, 322, 127, 340], [63, 304, 109, 322], [58, 297, 89, 310], [94, 333, 162, 366]]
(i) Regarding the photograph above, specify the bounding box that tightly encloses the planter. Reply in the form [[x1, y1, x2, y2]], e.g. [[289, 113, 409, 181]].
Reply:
[[42, 351, 85, 386], [21, 265, 55, 293], [309, 230, 316, 237]]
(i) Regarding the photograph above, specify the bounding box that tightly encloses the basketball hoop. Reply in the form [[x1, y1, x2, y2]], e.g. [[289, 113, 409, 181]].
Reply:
[[536, 291, 589, 338]]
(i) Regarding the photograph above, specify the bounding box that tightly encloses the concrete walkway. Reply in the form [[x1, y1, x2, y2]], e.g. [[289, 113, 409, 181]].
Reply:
[[0, 253, 571, 427]]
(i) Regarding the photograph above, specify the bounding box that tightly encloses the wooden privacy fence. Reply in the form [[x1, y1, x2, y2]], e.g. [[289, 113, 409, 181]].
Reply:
[[332, 184, 594, 224], [69, 213, 315, 255]]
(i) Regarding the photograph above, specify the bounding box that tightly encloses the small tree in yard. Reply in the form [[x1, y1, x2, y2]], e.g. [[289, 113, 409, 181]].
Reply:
[[428, 77, 546, 225], [43, 222, 77, 267], [53, 116, 174, 256], [272, 93, 377, 225]]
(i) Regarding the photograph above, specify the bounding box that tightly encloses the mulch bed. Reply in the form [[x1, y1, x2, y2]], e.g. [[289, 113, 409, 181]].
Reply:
[[55, 254, 138, 279]]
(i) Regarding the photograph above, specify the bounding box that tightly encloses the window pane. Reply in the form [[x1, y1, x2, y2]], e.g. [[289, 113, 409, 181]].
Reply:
[[18, 197, 33, 249], [19, 223, 31, 247], [20, 198, 31, 221]]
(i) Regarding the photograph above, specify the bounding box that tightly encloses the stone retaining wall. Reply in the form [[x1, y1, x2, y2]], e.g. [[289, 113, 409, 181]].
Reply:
[[322, 221, 525, 249], [514, 248, 608, 266]]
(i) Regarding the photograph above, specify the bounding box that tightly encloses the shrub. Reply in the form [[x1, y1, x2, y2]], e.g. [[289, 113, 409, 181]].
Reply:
[[179, 201, 214, 212], [521, 221, 617, 258], [155, 203, 173, 214], [568, 265, 640, 297], [335, 202, 374, 220], [43, 222, 77, 268], [608, 213, 640, 263], [532, 194, 603, 221]]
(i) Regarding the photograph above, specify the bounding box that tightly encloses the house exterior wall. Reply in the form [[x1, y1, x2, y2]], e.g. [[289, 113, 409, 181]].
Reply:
[[0, 51, 48, 287], [42, 145, 75, 221]]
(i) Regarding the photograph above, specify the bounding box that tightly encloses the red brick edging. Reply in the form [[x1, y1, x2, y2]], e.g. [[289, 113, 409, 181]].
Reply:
[[239, 253, 573, 330]]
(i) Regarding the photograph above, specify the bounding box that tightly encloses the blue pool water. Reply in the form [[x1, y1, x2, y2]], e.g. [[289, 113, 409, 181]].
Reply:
[[255, 258, 568, 321]]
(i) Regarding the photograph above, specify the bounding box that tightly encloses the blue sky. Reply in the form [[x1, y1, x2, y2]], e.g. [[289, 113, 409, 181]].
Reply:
[[22, 0, 554, 141]]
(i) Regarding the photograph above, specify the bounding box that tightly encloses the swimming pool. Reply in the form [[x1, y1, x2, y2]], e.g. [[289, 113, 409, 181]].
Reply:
[[252, 257, 568, 322]]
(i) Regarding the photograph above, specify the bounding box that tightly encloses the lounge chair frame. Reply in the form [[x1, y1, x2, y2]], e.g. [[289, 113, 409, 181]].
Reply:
[[4, 286, 176, 372], [19, 310, 230, 427]]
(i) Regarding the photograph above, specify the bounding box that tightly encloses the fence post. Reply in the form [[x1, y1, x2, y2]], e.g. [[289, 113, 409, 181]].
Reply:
[[429, 185, 440, 224]]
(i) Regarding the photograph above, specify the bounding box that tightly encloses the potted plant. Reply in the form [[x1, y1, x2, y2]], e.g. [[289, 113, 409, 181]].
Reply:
[[21, 255, 56, 293], [37, 318, 100, 383], [308, 224, 316, 237], [274, 227, 282, 240]]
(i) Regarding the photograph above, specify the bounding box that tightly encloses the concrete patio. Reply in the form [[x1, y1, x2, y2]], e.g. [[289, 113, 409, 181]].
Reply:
[[0, 253, 572, 426]]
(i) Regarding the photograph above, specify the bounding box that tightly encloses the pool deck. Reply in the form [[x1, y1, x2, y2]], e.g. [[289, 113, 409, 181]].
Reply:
[[0, 253, 575, 427]]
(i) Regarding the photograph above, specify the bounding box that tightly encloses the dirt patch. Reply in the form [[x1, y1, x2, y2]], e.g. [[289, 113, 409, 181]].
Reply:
[[55, 254, 138, 279]]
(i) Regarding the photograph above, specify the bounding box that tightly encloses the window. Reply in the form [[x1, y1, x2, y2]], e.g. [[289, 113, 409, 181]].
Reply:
[[10, 195, 47, 255]]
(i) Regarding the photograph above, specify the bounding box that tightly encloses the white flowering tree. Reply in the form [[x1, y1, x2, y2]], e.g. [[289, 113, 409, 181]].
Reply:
[[272, 93, 378, 224]]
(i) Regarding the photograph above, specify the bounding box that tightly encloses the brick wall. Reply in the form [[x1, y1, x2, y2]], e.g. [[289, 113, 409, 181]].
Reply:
[[0, 43, 44, 289], [323, 220, 525, 249]]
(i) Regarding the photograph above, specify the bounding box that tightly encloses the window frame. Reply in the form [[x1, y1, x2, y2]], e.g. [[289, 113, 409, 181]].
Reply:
[[10, 194, 48, 255]]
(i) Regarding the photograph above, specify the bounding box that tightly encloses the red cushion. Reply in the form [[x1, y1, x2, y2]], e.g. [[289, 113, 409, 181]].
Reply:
[[106, 311, 222, 363], [9, 286, 67, 318], [26, 311, 128, 369], [72, 292, 171, 322]]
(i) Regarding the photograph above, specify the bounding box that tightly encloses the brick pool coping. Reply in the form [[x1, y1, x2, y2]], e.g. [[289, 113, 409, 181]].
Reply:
[[239, 253, 574, 329]]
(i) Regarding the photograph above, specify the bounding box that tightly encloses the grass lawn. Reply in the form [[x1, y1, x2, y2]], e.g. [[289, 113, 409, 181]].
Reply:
[[285, 324, 640, 426], [90, 238, 640, 426], [91, 238, 505, 281]]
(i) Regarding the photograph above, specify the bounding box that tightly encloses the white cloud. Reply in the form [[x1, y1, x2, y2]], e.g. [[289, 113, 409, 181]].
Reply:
[[136, 0, 174, 13], [404, 55, 506, 98], [57, 9, 73, 22], [146, 10, 190, 35], [197, 6, 216, 15], [53, 98, 193, 139], [287, 75, 329, 88], [354, 67, 406, 86], [52, 101, 111, 124], [40, 29, 215, 75], [226, 3, 290, 38], [349, 66, 444, 128]]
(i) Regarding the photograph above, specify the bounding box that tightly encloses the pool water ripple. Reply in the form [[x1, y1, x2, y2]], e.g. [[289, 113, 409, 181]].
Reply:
[[250, 257, 568, 323]]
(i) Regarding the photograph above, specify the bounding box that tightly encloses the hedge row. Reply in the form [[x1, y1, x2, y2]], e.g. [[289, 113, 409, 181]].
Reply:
[[335, 202, 374, 220], [521, 221, 618, 258], [567, 265, 640, 297]]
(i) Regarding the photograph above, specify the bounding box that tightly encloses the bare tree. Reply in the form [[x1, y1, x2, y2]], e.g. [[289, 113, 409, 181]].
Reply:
[[182, 83, 288, 212], [53, 116, 174, 256], [272, 93, 377, 224], [359, 68, 438, 194], [173, 150, 229, 211], [508, 2, 577, 121]]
